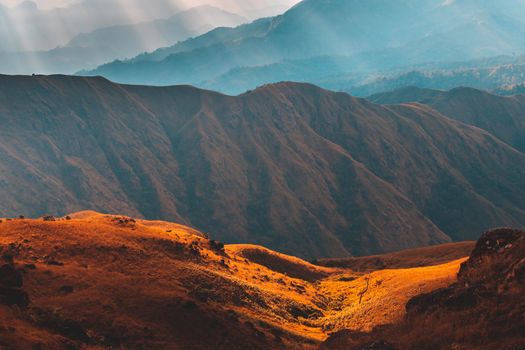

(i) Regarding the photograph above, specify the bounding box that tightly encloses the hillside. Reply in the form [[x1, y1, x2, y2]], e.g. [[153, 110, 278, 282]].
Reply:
[[369, 86, 525, 152], [321, 228, 525, 349], [0, 213, 468, 349], [315, 242, 475, 272], [1, 75, 525, 258]]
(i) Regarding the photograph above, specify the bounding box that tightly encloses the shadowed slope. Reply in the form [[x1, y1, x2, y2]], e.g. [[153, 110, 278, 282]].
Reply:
[[1, 76, 525, 258], [315, 241, 475, 272], [369, 86, 525, 152]]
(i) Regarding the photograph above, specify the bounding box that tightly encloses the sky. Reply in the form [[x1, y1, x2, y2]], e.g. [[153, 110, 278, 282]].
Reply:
[[0, 0, 76, 9], [0, 0, 301, 53], [0, 0, 301, 11]]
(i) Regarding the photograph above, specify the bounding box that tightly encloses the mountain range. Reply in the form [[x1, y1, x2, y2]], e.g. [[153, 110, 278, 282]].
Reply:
[[0, 0, 297, 52], [82, 0, 525, 94], [339, 56, 525, 97], [0, 5, 247, 74], [1, 75, 525, 259]]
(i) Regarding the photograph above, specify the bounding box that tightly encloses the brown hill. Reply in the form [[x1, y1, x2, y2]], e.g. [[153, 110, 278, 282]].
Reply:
[[0, 213, 468, 349], [315, 241, 475, 272], [369, 86, 525, 152], [1, 76, 525, 258], [321, 228, 525, 350]]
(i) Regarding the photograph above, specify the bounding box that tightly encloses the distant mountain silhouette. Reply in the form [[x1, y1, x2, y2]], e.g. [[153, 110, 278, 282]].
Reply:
[[0, 0, 296, 53], [82, 0, 525, 93], [0, 6, 246, 74], [341, 57, 525, 97]]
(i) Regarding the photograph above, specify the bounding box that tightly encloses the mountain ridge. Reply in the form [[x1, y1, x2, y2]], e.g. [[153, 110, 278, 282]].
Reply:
[[1, 75, 525, 258]]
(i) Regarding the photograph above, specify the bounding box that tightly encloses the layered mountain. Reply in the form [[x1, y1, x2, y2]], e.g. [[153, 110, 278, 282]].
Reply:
[[342, 58, 525, 97], [1, 75, 525, 258], [82, 0, 525, 93], [0, 6, 247, 75], [369, 86, 525, 152], [0, 0, 297, 53]]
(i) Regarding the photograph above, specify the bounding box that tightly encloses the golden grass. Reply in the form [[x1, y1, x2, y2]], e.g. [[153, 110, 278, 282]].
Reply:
[[0, 212, 468, 348]]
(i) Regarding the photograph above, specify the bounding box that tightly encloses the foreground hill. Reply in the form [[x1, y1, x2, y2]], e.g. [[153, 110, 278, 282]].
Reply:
[[0, 213, 468, 349], [321, 228, 525, 349], [1, 75, 525, 258]]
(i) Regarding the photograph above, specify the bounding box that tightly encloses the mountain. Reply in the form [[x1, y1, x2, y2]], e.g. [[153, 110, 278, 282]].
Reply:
[[369, 86, 525, 153], [0, 212, 471, 349], [82, 0, 525, 93], [340, 57, 525, 97], [0, 6, 247, 74], [494, 83, 525, 96], [2, 76, 525, 258], [321, 228, 525, 350], [0, 0, 297, 53]]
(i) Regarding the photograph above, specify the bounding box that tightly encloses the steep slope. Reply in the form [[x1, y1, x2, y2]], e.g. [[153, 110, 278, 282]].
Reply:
[[82, 0, 525, 92], [0, 213, 468, 349], [321, 228, 525, 350], [369, 86, 525, 152], [1, 76, 525, 258]]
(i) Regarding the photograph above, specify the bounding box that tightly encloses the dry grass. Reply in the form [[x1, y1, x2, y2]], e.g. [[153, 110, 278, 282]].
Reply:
[[0, 212, 469, 349]]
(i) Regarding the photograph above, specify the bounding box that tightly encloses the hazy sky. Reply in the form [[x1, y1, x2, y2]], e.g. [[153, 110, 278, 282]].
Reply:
[[0, 0, 76, 9], [0, 0, 300, 11]]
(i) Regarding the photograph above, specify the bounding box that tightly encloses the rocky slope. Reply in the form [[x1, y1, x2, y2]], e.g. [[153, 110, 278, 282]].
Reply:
[[1, 76, 525, 258]]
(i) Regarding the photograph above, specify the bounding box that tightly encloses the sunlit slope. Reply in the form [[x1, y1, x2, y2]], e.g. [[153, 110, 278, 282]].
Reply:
[[316, 258, 466, 332], [321, 228, 525, 350], [0, 212, 468, 349]]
